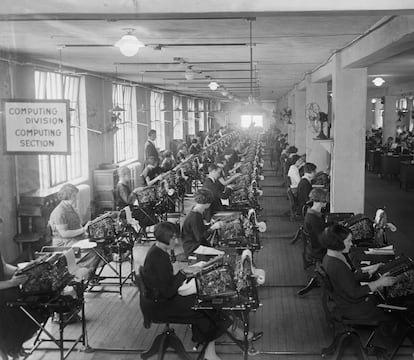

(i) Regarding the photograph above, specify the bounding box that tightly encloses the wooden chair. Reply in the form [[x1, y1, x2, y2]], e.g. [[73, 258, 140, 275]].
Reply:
[[287, 187, 299, 221], [14, 204, 44, 260], [315, 263, 379, 360], [136, 266, 194, 360]]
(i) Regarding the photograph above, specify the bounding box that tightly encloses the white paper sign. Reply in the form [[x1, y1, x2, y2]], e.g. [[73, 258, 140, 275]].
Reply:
[[3, 99, 70, 154]]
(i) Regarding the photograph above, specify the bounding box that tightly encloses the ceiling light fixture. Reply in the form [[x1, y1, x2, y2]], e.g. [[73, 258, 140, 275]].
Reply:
[[185, 66, 195, 81], [116, 29, 144, 57], [372, 77, 385, 87], [208, 81, 219, 91], [221, 88, 229, 96]]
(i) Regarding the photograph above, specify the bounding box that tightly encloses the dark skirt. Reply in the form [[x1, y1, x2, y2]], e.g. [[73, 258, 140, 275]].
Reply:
[[140, 294, 232, 343], [0, 287, 48, 356]]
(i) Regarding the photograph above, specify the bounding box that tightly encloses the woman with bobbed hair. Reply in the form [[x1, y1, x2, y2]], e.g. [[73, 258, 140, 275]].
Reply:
[[320, 224, 396, 321], [0, 218, 48, 360], [141, 222, 235, 360], [181, 189, 224, 257], [297, 188, 329, 296]]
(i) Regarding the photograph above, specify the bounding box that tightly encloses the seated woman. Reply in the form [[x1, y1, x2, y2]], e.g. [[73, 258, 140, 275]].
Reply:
[[297, 188, 329, 295], [176, 144, 189, 164], [160, 150, 175, 172], [0, 219, 48, 360], [141, 156, 164, 186], [320, 224, 405, 354], [141, 222, 248, 360], [181, 189, 224, 257], [115, 166, 131, 210], [48, 183, 98, 273]]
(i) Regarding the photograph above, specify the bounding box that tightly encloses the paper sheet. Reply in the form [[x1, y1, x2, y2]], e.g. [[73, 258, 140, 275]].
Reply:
[[364, 245, 394, 255], [178, 278, 197, 296], [194, 245, 225, 256], [221, 198, 230, 206]]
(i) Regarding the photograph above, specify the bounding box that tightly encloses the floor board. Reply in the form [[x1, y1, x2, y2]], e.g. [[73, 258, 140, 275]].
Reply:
[[25, 153, 414, 359]]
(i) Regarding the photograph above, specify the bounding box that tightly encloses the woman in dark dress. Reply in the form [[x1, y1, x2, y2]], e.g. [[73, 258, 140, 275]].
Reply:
[[141, 222, 232, 360], [0, 220, 47, 359], [320, 224, 406, 354], [181, 189, 224, 257]]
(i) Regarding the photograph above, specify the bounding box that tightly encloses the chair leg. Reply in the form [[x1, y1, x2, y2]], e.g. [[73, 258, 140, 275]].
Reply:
[[141, 332, 166, 360], [164, 329, 193, 360], [157, 334, 168, 360], [141, 327, 192, 360], [326, 331, 368, 360], [290, 228, 302, 245], [297, 276, 318, 296]]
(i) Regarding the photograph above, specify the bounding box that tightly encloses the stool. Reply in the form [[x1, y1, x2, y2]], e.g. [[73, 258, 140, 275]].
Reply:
[[14, 204, 44, 260], [141, 323, 192, 360], [14, 232, 42, 260], [136, 266, 194, 360]]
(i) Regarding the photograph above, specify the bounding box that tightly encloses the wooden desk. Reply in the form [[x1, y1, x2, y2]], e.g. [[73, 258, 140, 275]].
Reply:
[[367, 150, 382, 173], [381, 154, 412, 178], [400, 161, 414, 191]]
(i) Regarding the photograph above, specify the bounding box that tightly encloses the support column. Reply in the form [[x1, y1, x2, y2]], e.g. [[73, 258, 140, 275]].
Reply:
[[294, 88, 306, 154], [305, 75, 329, 170], [287, 91, 295, 145], [366, 96, 374, 133], [331, 54, 367, 213], [383, 96, 398, 144]]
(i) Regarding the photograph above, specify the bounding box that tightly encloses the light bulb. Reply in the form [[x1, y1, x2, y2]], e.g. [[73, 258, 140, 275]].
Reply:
[[185, 67, 195, 81], [372, 77, 385, 87], [116, 34, 144, 57], [208, 81, 219, 91], [371, 98, 377, 104]]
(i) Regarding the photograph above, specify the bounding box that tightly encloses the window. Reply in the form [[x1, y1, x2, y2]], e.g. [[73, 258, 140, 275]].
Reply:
[[150, 91, 165, 149], [112, 84, 137, 163], [241, 114, 263, 128], [35, 70, 85, 189], [198, 100, 205, 132], [173, 95, 183, 140], [187, 98, 195, 135]]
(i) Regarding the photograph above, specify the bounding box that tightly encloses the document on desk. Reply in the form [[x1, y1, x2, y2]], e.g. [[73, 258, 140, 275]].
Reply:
[[194, 245, 225, 256], [221, 198, 230, 206], [364, 245, 394, 255]]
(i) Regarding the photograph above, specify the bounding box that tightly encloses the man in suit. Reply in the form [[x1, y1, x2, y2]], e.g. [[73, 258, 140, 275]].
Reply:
[[144, 129, 159, 164], [202, 164, 230, 216]]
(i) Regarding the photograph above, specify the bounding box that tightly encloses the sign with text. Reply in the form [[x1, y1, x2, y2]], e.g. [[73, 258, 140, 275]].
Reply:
[[3, 99, 71, 154]]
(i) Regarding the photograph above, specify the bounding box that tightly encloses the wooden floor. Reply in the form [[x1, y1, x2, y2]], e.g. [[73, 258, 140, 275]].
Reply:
[[25, 152, 414, 359]]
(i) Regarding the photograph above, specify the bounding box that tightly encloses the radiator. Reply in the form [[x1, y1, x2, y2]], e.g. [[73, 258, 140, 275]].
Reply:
[[76, 184, 91, 224], [127, 161, 143, 189]]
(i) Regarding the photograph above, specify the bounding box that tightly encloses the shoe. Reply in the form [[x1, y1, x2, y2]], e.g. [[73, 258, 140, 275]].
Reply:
[[297, 277, 318, 296], [251, 331, 263, 342], [367, 346, 388, 358]]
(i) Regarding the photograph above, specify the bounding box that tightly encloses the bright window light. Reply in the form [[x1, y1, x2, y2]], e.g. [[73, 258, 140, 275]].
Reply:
[[241, 114, 263, 128]]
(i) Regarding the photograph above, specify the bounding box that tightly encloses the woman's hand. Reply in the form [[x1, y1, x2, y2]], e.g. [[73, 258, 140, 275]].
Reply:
[[369, 274, 397, 291], [83, 221, 91, 233], [362, 263, 383, 276], [9, 273, 28, 287], [210, 221, 224, 231]]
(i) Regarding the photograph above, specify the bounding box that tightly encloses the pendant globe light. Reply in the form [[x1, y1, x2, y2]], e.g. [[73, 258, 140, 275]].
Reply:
[[116, 28, 145, 57]]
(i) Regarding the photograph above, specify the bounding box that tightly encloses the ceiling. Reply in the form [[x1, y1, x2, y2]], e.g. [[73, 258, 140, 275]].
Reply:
[[0, 2, 412, 101]]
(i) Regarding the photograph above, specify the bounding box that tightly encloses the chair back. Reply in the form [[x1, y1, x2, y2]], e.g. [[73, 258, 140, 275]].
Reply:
[[286, 187, 297, 219], [314, 263, 338, 326], [301, 229, 315, 269], [136, 266, 152, 328]]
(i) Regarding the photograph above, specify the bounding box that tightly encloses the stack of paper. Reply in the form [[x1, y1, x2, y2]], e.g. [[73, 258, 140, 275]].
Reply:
[[194, 245, 225, 256], [364, 245, 394, 255]]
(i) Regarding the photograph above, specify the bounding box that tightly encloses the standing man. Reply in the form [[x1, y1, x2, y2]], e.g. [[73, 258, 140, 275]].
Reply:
[[144, 129, 159, 165]]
